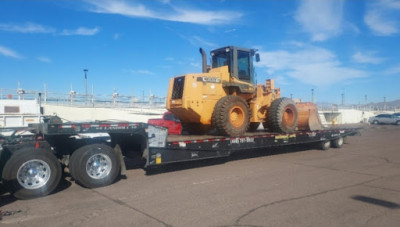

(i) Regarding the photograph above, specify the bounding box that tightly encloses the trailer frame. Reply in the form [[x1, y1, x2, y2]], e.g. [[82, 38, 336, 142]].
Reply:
[[0, 121, 359, 199]]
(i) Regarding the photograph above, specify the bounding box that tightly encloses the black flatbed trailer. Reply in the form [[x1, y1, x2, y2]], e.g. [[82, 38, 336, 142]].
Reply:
[[0, 121, 359, 199]]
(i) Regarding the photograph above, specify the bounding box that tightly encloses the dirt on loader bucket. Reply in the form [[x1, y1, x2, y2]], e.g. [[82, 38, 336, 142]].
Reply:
[[296, 102, 323, 131]]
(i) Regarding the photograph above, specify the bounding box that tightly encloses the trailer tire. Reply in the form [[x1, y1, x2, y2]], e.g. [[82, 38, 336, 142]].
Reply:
[[2, 148, 61, 200], [320, 140, 331, 150], [70, 144, 120, 188], [332, 137, 344, 148], [267, 98, 298, 133], [212, 95, 250, 136]]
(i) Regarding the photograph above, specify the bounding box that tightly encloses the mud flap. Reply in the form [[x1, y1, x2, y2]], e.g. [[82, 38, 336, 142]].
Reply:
[[114, 144, 126, 176]]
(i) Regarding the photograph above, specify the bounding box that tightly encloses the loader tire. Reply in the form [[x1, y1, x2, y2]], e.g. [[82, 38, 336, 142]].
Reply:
[[212, 95, 250, 137], [267, 98, 298, 133]]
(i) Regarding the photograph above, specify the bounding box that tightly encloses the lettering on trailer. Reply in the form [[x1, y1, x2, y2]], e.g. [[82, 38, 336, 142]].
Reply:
[[174, 138, 228, 147], [331, 133, 340, 137], [307, 132, 317, 137], [230, 137, 255, 144], [191, 151, 199, 158], [59, 123, 138, 132]]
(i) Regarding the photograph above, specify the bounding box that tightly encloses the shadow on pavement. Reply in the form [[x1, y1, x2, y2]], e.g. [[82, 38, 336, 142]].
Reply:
[[352, 195, 400, 209]]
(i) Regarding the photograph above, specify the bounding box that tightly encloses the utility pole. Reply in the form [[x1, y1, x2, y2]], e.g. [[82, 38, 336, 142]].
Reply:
[[383, 97, 386, 111], [341, 89, 345, 106], [311, 89, 314, 103], [364, 94, 368, 111], [84, 69, 88, 104]]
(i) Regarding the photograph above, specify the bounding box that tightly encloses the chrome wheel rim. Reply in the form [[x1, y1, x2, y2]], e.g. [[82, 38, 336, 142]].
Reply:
[[86, 153, 112, 179], [17, 159, 51, 190], [337, 137, 343, 146]]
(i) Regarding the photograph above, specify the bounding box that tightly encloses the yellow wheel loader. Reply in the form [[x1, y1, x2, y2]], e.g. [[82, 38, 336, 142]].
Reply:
[[166, 46, 322, 136]]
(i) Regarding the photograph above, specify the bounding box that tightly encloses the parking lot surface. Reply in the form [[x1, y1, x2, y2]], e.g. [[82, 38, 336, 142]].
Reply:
[[1, 125, 400, 226]]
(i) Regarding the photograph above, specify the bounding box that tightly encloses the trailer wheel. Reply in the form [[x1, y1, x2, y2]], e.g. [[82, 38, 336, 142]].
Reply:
[[2, 148, 61, 200], [320, 140, 331, 150], [267, 98, 298, 133], [70, 144, 120, 188], [332, 137, 344, 148], [212, 95, 250, 136]]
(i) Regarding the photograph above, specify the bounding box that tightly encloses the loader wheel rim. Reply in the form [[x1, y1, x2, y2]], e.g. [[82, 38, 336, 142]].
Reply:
[[229, 106, 245, 128], [86, 153, 112, 179], [17, 159, 51, 190], [283, 106, 296, 127]]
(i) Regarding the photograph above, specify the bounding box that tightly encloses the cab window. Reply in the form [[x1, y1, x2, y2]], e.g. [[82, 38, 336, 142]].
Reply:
[[237, 50, 250, 81], [212, 52, 230, 69]]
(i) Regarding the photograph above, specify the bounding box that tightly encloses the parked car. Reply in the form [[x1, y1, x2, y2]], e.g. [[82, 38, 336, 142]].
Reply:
[[369, 114, 400, 125], [148, 111, 182, 135]]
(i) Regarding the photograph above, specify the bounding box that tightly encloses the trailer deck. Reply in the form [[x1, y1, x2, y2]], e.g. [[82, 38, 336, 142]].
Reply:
[[0, 121, 359, 199]]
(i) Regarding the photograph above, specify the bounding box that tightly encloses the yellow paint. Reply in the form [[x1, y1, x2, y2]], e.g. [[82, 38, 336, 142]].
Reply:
[[155, 153, 162, 164]]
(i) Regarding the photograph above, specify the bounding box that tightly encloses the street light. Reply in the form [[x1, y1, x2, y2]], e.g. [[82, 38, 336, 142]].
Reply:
[[311, 89, 314, 103], [83, 69, 88, 103]]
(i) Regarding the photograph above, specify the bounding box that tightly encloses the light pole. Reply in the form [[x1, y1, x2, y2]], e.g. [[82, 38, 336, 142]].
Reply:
[[84, 69, 88, 103], [383, 96, 386, 111], [311, 89, 314, 103]]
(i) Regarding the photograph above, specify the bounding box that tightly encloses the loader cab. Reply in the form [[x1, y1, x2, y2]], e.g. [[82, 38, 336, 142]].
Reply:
[[211, 46, 259, 85]]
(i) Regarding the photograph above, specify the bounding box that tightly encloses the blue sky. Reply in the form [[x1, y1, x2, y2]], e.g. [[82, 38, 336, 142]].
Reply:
[[0, 0, 399, 104]]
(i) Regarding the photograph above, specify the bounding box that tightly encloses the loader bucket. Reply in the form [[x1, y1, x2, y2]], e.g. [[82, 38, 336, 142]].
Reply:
[[296, 102, 323, 131]]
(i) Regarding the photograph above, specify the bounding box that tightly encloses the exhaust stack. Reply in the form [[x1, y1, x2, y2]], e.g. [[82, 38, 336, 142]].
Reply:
[[199, 48, 207, 73]]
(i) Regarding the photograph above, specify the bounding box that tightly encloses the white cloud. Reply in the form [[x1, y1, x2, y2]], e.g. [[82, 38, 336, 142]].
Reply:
[[294, 0, 344, 41], [192, 36, 216, 47], [60, 27, 100, 36], [352, 51, 385, 64], [256, 46, 366, 86], [130, 69, 154, 75], [190, 62, 201, 68], [0, 45, 23, 59], [224, 28, 237, 33], [0, 22, 55, 34], [384, 65, 400, 75], [364, 0, 400, 36], [37, 57, 52, 63], [0, 22, 101, 36], [86, 1, 241, 25], [113, 33, 121, 40]]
